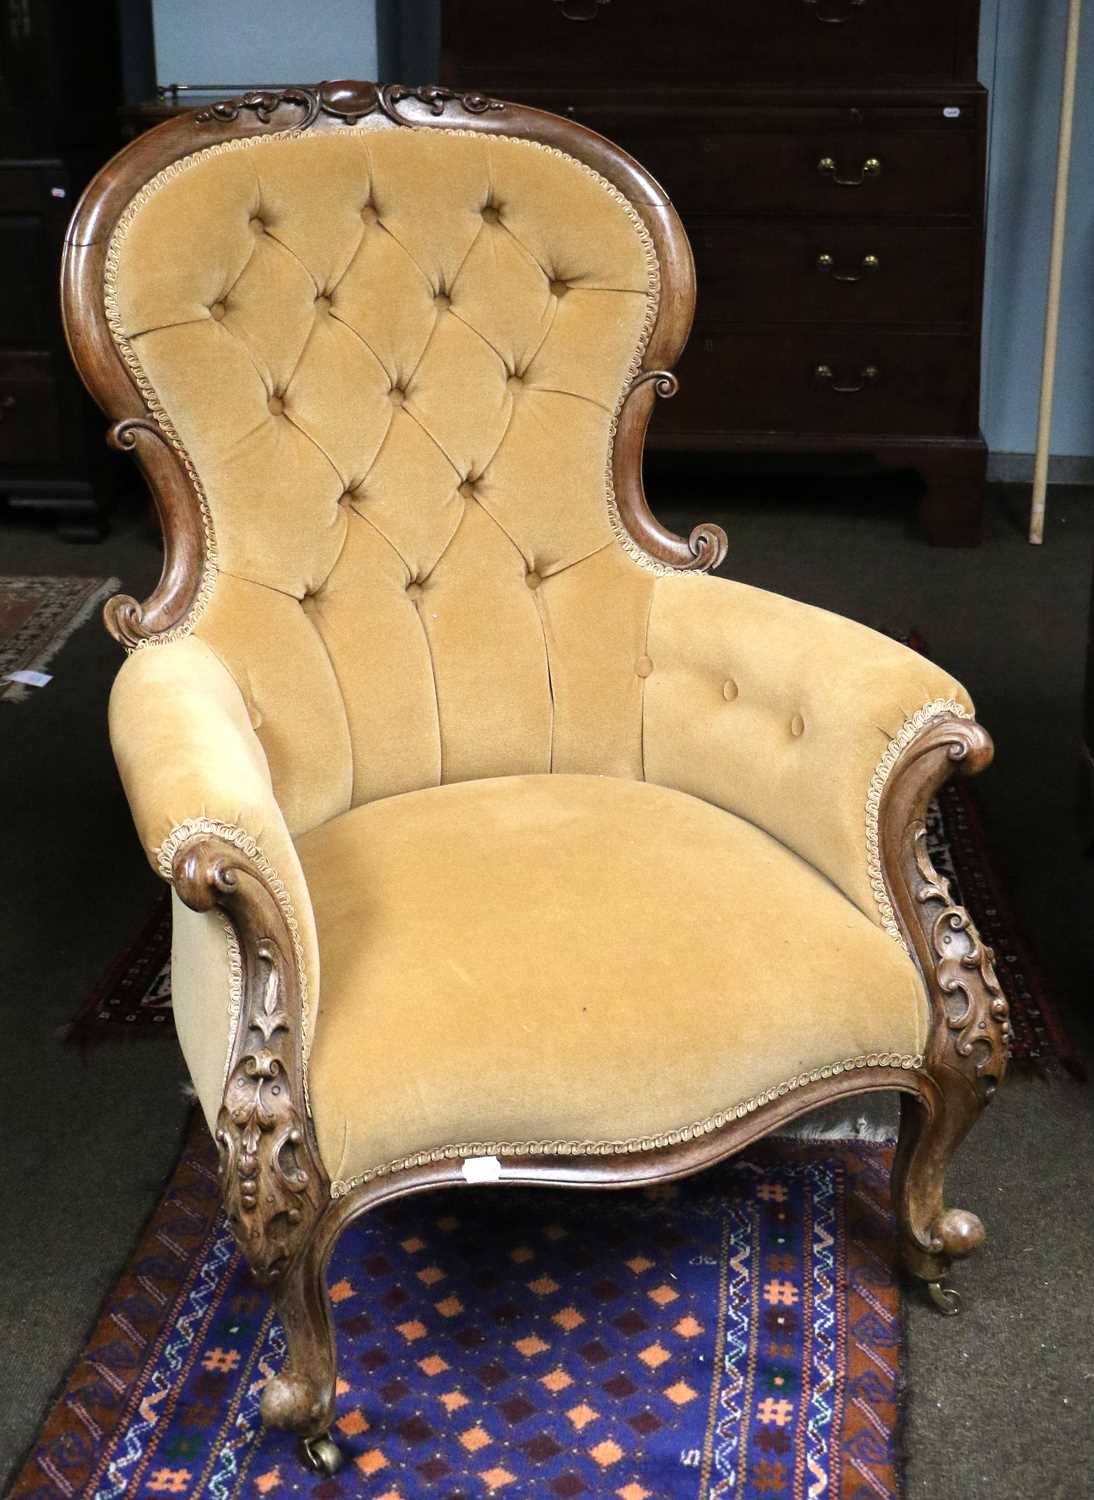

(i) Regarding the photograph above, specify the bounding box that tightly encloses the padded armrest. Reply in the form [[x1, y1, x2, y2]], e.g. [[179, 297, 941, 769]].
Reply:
[[109, 636, 320, 1013], [642, 572, 973, 928]]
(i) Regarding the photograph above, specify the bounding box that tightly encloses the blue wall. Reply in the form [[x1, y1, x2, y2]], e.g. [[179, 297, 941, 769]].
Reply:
[[980, 0, 1094, 459], [151, 0, 377, 92]]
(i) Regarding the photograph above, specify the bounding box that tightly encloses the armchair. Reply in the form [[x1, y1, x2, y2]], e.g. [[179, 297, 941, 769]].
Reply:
[[62, 80, 1008, 1475]]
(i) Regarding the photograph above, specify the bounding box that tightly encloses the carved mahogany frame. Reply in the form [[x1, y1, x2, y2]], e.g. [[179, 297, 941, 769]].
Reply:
[[61, 80, 1006, 1461]]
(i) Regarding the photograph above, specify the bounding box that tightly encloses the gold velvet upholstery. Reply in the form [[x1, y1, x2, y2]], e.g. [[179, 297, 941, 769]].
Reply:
[[295, 775, 927, 1196], [103, 122, 971, 1186]]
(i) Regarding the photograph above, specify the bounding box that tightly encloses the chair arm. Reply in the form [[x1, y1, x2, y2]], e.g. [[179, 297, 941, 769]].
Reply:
[[642, 572, 975, 928], [110, 638, 327, 1276]]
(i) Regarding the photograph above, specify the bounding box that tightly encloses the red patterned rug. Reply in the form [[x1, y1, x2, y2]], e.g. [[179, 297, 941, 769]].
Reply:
[[9, 1121, 904, 1500], [0, 574, 119, 701], [66, 774, 1075, 1074]]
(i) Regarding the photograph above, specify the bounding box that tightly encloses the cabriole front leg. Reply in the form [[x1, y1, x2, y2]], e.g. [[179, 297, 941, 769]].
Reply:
[[893, 1082, 987, 1304], [174, 834, 340, 1462], [262, 1232, 340, 1470]]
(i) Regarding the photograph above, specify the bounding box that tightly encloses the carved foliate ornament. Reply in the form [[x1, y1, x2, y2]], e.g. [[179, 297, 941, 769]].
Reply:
[[174, 837, 326, 1284], [195, 80, 505, 131], [216, 937, 321, 1282], [913, 825, 1010, 1099]]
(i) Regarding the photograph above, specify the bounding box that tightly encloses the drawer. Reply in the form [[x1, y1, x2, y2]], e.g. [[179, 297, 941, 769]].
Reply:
[[0, 353, 63, 465], [619, 119, 980, 218], [0, 161, 68, 214], [442, 0, 976, 85], [0, 214, 63, 344], [663, 327, 976, 436], [690, 221, 979, 327]]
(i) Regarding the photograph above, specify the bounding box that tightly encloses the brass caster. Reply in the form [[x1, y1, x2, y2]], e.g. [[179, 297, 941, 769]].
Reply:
[[299, 1432, 343, 1476], [925, 1279, 962, 1317]]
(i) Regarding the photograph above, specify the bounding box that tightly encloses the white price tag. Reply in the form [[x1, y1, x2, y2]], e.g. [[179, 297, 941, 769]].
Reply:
[[461, 1155, 502, 1183], [4, 669, 52, 687]]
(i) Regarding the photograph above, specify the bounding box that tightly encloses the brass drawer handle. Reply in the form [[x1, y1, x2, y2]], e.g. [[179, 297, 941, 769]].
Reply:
[[803, 0, 867, 22], [817, 251, 880, 282], [815, 363, 879, 394], [817, 155, 881, 186], [553, 0, 609, 17]]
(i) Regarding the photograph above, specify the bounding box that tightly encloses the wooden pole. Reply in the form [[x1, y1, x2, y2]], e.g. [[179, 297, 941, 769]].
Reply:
[[1030, 0, 1083, 544]]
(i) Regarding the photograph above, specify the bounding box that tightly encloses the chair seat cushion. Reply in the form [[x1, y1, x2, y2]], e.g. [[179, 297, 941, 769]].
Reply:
[[296, 774, 926, 1193]]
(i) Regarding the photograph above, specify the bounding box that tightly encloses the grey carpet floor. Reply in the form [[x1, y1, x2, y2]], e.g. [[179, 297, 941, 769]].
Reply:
[[1, 482, 1091, 1496]]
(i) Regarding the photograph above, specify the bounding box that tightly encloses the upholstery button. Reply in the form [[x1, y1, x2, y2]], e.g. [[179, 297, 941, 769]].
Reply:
[[339, 488, 355, 505], [549, 279, 569, 297], [458, 480, 475, 499], [481, 205, 500, 223], [791, 713, 805, 737], [722, 678, 739, 702], [250, 215, 265, 233], [636, 655, 654, 678], [507, 372, 523, 389], [434, 292, 450, 309], [360, 203, 378, 225], [210, 301, 226, 321], [525, 570, 541, 590], [315, 293, 331, 311], [389, 387, 405, 406], [268, 394, 285, 415], [406, 581, 423, 599]]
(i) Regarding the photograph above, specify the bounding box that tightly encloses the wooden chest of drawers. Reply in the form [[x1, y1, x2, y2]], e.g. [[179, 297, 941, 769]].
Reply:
[[0, 158, 116, 535], [440, 0, 988, 545]]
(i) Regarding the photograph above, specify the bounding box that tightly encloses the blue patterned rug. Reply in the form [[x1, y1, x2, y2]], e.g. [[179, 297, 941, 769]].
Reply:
[[12, 1125, 903, 1499]]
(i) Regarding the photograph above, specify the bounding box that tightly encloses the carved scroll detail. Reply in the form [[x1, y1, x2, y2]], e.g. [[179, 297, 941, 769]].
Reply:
[[195, 80, 504, 132], [610, 369, 729, 572], [630, 368, 679, 400], [878, 711, 1009, 1101], [381, 84, 505, 120], [195, 85, 321, 127], [174, 837, 325, 1284], [102, 418, 211, 648], [913, 826, 1010, 1100]]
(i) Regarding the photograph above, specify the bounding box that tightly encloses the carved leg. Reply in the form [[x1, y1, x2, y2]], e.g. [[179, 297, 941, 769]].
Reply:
[[892, 1085, 986, 1305], [260, 1229, 342, 1470], [876, 710, 1010, 1310]]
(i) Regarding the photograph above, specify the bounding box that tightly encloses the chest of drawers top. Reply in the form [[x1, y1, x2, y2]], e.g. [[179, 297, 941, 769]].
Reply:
[[441, 0, 981, 90]]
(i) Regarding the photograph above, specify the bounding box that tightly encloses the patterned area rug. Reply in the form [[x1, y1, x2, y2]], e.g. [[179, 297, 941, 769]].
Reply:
[[66, 773, 1074, 1073], [10, 1125, 903, 1500], [0, 575, 119, 702], [61, 893, 174, 1039]]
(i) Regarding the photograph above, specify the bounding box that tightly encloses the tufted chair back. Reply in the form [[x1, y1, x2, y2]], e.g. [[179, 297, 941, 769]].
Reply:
[[102, 118, 681, 835]]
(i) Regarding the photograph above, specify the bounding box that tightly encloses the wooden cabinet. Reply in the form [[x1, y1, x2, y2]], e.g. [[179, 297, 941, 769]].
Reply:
[[0, 2, 129, 537], [440, 0, 988, 545]]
